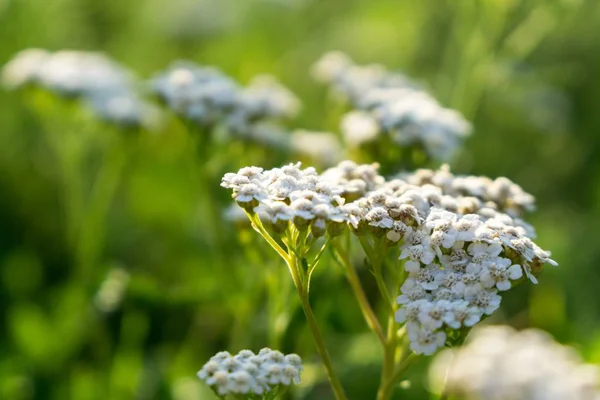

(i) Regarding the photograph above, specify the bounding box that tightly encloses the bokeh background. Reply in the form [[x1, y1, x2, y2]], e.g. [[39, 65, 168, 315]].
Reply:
[[1, 0, 599, 398]]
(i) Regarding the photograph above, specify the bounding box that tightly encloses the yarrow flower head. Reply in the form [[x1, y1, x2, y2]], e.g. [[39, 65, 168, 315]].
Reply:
[[2, 49, 131, 95], [151, 61, 239, 127], [312, 52, 472, 163], [151, 62, 301, 148], [2, 49, 162, 129], [197, 348, 302, 398], [222, 160, 557, 357], [429, 326, 600, 400]]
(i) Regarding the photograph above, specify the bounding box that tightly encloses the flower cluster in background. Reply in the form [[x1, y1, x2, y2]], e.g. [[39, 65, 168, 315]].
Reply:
[[151, 61, 300, 143], [197, 348, 302, 397], [313, 51, 472, 162], [3, 49, 474, 168], [221, 160, 556, 355], [430, 325, 600, 399], [1, 49, 161, 129]]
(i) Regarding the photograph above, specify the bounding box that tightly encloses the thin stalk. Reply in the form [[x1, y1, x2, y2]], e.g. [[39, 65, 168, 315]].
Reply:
[[362, 237, 394, 315], [306, 238, 330, 296], [288, 252, 348, 400], [331, 240, 385, 345], [251, 219, 347, 398], [377, 312, 397, 400], [77, 131, 128, 284], [246, 212, 291, 265], [298, 294, 348, 400]]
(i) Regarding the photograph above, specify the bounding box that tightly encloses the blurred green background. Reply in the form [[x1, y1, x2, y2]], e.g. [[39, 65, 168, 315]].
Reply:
[[1, 0, 600, 398]]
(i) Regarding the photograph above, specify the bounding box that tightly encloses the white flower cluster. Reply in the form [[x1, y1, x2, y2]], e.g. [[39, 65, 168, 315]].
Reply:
[[226, 75, 301, 134], [398, 165, 536, 219], [222, 161, 556, 356], [197, 348, 303, 397], [222, 162, 347, 237], [312, 52, 472, 161], [312, 51, 417, 106], [151, 62, 300, 140], [1, 49, 161, 129], [430, 326, 600, 400], [151, 61, 238, 126]]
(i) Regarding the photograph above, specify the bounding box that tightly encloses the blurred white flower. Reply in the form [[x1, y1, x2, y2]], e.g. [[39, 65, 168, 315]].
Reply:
[[312, 52, 471, 161], [430, 326, 600, 400], [3, 49, 163, 129], [290, 130, 342, 165], [1, 48, 50, 89], [341, 111, 380, 147]]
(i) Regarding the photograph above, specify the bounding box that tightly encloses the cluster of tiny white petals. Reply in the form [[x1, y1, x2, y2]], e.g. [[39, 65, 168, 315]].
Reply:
[[312, 52, 472, 161], [151, 62, 300, 139], [398, 164, 536, 219], [151, 61, 239, 127], [430, 326, 600, 400], [226, 75, 300, 131], [221, 162, 347, 237], [2, 49, 161, 128], [311, 51, 417, 106], [197, 348, 302, 396], [223, 161, 557, 356], [2, 49, 131, 94]]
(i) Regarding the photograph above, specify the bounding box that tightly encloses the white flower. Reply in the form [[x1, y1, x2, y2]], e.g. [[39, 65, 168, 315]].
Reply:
[[467, 242, 502, 263], [311, 51, 352, 83], [341, 111, 380, 146], [342, 203, 365, 229], [365, 207, 394, 229], [221, 160, 558, 359], [479, 258, 523, 291], [419, 300, 451, 330], [442, 300, 482, 329], [408, 327, 447, 355], [291, 130, 342, 164], [430, 326, 600, 400], [414, 265, 445, 291], [452, 272, 484, 298], [396, 281, 430, 305], [1, 48, 50, 88], [198, 348, 302, 396], [257, 201, 294, 223], [471, 289, 502, 315], [234, 183, 267, 204], [290, 198, 316, 221], [386, 220, 412, 242], [425, 208, 457, 231], [395, 299, 427, 324], [454, 214, 482, 241], [400, 243, 437, 273]]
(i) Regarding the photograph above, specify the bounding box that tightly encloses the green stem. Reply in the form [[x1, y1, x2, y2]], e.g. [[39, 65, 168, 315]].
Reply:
[[297, 288, 348, 399], [360, 237, 394, 314], [77, 131, 128, 283], [331, 239, 385, 345], [246, 212, 291, 265], [250, 217, 347, 398], [288, 252, 347, 400]]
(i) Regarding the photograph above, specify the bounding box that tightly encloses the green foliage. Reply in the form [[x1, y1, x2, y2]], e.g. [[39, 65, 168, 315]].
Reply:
[[0, 0, 599, 399]]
